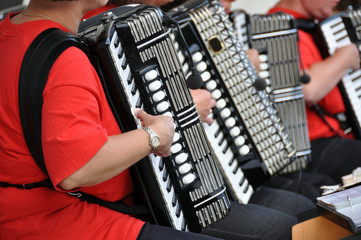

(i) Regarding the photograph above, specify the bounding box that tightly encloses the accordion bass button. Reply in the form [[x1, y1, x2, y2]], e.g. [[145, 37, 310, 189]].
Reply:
[[173, 132, 180, 142], [216, 99, 226, 108], [152, 91, 165, 102], [192, 52, 203, 62], [225, 117, 236, 128], [201, 71, 211, 81], [175, 153, 188, 164], [258, 54, 268, 62], [171, 143, 182, 154], [196, 61, 207, 72], [206, 80, 217, 90], [239, 145, 250, 156], [234, 136, 246, 146], [148, 80, 162, 92], [156, 101, 169, 112], [211, 89, 222, 100], [230, 126, 241, 137], [182, 173, 196, 185], [178, 163, 192, 174], [145, 69, 158, 81], [220, 108, 231, 118]]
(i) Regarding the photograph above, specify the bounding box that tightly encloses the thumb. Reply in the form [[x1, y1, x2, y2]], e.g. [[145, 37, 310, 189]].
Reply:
[[134, 108, 149, 121]]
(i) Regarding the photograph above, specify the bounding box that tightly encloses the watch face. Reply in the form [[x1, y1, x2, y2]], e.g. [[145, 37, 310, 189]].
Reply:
[[151, 136, 161, 149]]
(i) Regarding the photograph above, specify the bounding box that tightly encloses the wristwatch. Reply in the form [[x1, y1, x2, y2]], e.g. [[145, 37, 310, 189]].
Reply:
[[143, 126, 161, 152]]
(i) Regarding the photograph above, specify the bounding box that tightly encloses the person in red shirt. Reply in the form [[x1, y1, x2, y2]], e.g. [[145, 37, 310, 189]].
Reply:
[[0, 0, 223, 239], [267, 0, 361, 182]]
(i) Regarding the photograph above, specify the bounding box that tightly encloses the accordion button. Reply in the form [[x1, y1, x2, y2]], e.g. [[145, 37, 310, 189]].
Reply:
[[220, 108, 231, 118], [259, 71, 269, 79], [171, 143, 182, 154], [173, 132, 180, 142], [211, 89, 222, 100], [258, 54, 268, 62], [153, 91, 165, 102], [179, 163, 191, 175], [260, 63, 268, 71], [225, 118, 236, 128], [239, 145, 250, 156], [206, 80, 217, 90], [175, 153, 188, 164], [156, 101, 169, 112], [163, 111, 173, 118], [196, 61, 207, 72], [182, 173, 196, 185], [235, 136, 245, 146], [148, 81, 162, 92], [177, 52, 185, 64], [192, 52, 203, 62], [216, 99, 226, 108], [201, 71, 211, 81], [230, 127, 241, 137], [145, 70, 158, 81]]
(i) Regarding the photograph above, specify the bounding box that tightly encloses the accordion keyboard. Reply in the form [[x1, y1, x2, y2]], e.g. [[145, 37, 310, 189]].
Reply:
[[170, 0, 296, 197], [247, 12, 311, 173], [79, 5, 230, 232]]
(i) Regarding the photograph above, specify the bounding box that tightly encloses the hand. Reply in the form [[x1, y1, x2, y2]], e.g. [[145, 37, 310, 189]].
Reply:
[[334, 43, 360, 71], [134, 108, 174, 157], [191, 89, 216, 124], [245, 49, 261, 74]]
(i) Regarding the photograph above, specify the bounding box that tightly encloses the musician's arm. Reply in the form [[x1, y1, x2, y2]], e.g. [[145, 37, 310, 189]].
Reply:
[[59, 110, 174, 191], [302, 43, 360, 105]]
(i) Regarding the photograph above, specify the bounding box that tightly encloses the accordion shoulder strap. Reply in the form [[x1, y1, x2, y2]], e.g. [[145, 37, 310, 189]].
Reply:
[[19, 28, 83, 177], [17, 28, 148, 216]]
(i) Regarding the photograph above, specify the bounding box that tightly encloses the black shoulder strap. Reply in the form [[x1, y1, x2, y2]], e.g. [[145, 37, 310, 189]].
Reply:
[[19, 28, 84, 177]]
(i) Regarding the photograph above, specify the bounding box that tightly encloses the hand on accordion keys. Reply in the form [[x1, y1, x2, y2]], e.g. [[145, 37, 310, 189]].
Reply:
[[134, 108, 175, 157], [333, 43, 360, 71], [190, 89, 217, 124]]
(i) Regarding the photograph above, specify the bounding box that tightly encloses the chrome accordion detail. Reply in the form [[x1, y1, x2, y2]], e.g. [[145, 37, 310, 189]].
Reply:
[[232, 11, 311, 173], [168, 0, 296, 198], [78, 5, 230, 232]]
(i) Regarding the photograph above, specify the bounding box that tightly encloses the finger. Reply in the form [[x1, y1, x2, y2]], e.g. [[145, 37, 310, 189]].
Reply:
[[202, 116, 214, 125], [134, 108, 149, 121]]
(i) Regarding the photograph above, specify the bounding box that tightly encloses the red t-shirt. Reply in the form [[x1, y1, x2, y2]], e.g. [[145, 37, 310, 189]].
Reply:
[[268, 7, 346, 140], [0, 13, 144, 239]]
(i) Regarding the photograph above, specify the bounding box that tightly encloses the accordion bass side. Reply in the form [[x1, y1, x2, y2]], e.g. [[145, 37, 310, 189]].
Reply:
[[231, 11, 311, 173], [168, 0, 297, 195], [78, 5, 230, 233], [312, 8, 361, 139]]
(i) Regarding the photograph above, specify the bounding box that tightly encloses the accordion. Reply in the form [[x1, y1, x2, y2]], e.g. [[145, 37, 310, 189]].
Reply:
[[168, 0, 297, 200], [78, 5, 230, 233], [312, 8, 361, 138], [231, 10, 311, 173]]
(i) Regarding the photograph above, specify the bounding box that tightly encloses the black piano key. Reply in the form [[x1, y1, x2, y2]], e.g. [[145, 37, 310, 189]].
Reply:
[[218, 135, 225, 146], [243, 182, 250, 193], [126, 73, 133, 84], [135, 97, 142, 109], [162, 169, 169, 182], [131, 83, 137, 96], [114, 35, 120, 48], [158, 158, 165, 171], [181, 218, 187, 231], [121, 55, 127, 70], [117, 45, 123, 58], [214, 125, 221, 138], [222, 144, 229, 154], [172, 195, 177, 207], [239, 175, 245, 186], [166, 178, 172, 192], [176, 203, 181, 217]]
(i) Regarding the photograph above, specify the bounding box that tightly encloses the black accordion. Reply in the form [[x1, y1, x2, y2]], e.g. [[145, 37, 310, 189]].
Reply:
[[231, 10, 311, 173], [78, 5, 230, 232], [312, 8, 361, 138], [168, 0, 297, 199]]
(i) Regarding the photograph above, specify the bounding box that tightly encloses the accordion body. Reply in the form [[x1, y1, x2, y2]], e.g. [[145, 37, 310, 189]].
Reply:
[[231, 10, 311, 173], [313, 8, 361, 138], [168, 0, 297, 198], [78, 5, 230, 232]]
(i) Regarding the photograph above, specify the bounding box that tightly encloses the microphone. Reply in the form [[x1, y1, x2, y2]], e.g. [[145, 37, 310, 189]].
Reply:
[[299, 72, 311, 84], [165, 15, 203, 89]]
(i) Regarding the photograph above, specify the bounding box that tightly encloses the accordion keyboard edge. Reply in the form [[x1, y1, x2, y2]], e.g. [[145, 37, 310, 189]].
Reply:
[[78, 5, 230, 233]]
